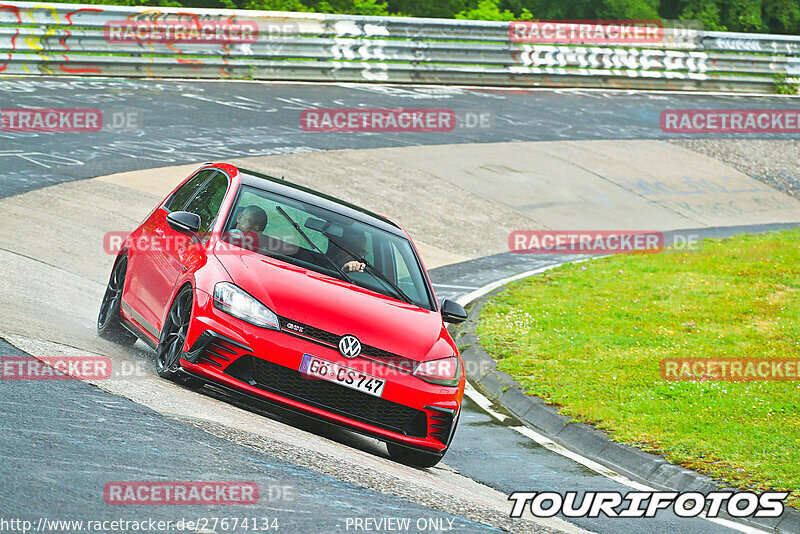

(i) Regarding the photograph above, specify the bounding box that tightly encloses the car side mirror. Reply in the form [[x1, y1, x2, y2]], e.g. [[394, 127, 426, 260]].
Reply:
[[166, 211, 201, 234], [441, 299, 468, 324]]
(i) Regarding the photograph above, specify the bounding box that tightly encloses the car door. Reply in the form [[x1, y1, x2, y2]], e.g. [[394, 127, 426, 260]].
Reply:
[[156, 170, 231, 331], [125, 169, 217, 336], [168, 169, 231, 283]]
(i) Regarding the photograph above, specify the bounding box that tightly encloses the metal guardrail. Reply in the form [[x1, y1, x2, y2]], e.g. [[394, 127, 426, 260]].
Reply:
[[1, 2, 799, 92]]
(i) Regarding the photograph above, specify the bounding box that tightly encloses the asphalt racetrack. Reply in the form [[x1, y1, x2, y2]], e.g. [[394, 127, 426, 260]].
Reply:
[[1, 77, 799, 534], [2, 78, 798, 199]]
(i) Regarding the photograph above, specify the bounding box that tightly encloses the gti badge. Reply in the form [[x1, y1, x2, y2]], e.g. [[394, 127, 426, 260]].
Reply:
[[338, 334, 361, 359]]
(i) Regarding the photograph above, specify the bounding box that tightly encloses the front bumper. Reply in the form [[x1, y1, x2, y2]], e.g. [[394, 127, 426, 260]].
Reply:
[[180, 289, 462, 452]]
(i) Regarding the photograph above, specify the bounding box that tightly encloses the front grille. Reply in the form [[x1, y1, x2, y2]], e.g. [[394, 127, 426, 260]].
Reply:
[[279, 317, 340, 346], [361, 345, 416, 372], [226, 355, 427, 438], [278, 316, 418, 372]]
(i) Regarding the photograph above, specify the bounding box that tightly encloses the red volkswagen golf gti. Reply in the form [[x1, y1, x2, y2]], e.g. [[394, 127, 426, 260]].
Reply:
[[97, 163, 468, 467]]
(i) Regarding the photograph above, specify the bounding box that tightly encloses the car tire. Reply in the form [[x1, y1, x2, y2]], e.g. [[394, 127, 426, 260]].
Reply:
[[386, 442, 445, 468], [97, 256, 138, 346], [156, 286, 197, 383]]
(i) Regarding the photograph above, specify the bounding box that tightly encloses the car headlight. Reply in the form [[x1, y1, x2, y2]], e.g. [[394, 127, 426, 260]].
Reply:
[[413, 356, 460, 387], [213, 282, 279, 330]]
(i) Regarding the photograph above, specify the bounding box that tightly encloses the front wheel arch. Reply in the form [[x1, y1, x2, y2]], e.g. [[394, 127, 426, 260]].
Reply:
[[156, 283, 195, 379]]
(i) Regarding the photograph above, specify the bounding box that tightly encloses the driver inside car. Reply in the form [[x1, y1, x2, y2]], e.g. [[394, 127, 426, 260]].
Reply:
[[329, 229, 368, 273], [233, 205, 268, 251]]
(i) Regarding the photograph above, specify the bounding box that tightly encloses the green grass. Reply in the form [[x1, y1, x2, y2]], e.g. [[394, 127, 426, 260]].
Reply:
[[477, 229, 800, 507], [774, 75, 800, 95]]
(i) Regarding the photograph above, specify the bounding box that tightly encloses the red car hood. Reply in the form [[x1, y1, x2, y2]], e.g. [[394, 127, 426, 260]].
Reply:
[[213, 244, 454, 362]]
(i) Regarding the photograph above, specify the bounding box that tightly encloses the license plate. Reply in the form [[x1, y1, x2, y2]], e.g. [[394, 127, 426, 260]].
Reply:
[[299, 354, 385, 398]]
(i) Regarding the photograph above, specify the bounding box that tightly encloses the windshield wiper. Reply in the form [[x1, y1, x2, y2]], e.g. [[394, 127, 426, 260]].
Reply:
[[275, 206, 414, 305], [324, 233, 414, 305], [273, 206, 355, 285]]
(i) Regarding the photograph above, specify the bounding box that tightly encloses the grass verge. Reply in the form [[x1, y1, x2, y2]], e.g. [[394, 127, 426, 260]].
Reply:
[[477, 229, 800, 507]]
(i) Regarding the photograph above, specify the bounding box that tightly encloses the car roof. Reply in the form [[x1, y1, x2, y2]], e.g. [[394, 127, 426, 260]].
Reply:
[[234, 166, 406, 237]]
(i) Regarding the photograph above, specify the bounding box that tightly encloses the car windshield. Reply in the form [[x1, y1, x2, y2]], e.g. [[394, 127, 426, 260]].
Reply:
[[221, 185, 434, 310]]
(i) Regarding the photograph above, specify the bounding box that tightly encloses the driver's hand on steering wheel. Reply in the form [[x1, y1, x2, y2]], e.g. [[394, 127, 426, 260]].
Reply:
[[343, 260, 365, 272]]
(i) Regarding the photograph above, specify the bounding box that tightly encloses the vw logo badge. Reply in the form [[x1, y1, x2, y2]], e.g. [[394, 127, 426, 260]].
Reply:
[[338, 335, 361, 359]]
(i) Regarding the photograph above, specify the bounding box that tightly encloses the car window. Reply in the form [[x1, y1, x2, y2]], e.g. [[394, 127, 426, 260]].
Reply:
[[390, 240, 425, 305], [165, 169, 217, 212], [222, 185, 433, 310], [240, 189, 328, 252], [184, 172, 229, 232]]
